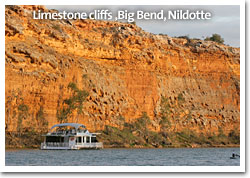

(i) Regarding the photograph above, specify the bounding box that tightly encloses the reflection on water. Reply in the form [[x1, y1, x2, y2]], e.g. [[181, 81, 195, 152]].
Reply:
[[5, 147, 240, 166]]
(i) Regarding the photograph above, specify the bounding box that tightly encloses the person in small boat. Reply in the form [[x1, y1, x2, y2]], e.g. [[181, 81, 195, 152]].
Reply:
[[232, 153, 240, 158]]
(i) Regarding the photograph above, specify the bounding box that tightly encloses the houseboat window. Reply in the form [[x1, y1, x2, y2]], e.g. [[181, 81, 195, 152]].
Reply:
[[77, 137, 82, 143], [91, 137, 97, 143], [46, 136, 63, 143], [86, 137, 90, 143]]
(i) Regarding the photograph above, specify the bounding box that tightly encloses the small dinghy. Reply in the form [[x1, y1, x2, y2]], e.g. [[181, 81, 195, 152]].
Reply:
[[230, 153, 240, 159]]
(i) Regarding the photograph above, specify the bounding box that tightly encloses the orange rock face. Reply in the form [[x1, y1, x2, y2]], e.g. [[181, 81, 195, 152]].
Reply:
[[5, 5, 240, 135]]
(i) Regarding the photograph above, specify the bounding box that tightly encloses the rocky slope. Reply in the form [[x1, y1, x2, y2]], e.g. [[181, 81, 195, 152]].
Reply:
[[5, 5, 240, 147]]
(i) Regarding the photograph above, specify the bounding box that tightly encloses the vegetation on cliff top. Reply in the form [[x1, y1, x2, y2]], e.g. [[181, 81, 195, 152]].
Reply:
[[205, 33, 224, 44]]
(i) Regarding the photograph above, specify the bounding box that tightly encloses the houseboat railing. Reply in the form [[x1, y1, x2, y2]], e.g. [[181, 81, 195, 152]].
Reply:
[[41, 142, 103, 148], [41, 142, 69, 148], [76, 142, 103, 148]]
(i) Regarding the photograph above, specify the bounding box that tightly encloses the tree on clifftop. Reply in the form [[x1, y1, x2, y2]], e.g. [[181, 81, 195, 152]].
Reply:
[[205, 33, 224, 44]]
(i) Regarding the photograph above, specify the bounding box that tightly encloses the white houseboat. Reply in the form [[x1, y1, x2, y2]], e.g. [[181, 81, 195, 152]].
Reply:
[[41, 123, 103, 150]]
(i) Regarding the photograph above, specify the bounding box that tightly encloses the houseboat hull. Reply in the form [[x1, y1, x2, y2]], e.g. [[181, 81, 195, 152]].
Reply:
[[41, 142, 103, 150]]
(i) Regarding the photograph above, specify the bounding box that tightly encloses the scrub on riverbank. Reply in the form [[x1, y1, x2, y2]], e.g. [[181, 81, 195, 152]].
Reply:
[[5, 126, 240, 149]]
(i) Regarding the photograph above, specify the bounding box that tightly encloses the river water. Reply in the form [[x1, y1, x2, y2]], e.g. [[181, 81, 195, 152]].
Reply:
[[5, 147, 240, 166]]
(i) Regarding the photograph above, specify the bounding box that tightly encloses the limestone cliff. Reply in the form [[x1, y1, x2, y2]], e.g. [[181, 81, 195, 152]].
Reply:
[[5, 5, 240, 145]]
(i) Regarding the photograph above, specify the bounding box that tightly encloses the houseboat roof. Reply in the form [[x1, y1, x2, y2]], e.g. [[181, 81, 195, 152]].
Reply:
[[50, 123, 86, 130]]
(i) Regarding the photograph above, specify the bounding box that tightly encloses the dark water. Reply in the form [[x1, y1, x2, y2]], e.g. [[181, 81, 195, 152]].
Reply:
[[5, 148, 240, 166]]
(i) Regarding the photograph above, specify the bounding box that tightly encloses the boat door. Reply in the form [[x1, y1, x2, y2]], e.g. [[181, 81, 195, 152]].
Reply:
[[69, 137, 76, 147]]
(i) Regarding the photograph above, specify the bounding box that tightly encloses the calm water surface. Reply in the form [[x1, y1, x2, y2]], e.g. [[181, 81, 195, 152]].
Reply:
[[5, 148, 240, 166]]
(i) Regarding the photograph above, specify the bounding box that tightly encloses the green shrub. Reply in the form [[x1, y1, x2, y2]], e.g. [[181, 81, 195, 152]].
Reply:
[[101, 125, 138, 146], [18, 104, 28, 112], [52, 24, 63, 33], [228, 130, 240, 144], [177, 35, 190, 41], [177, 93, 185, 102], [160, 96, 171, 114], [159, 96, 172, 132], [36, 106, 48, 131], [57, 82, 89, 123], [17, 103, 29, 132], [205, 34, 224, 44]]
